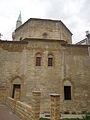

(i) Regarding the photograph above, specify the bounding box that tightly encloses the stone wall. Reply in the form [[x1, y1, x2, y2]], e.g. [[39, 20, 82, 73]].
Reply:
[[61, 44, 90, 114], [6, 91, 41, 120], [0, 41, 27, 101], [6, 97, 16, 112], [14, 18, 72, 44], [6, 92, 61, 120], [0, 87, 6, 104], [0, 39, 90, 114], [15, 101, 32, 120]]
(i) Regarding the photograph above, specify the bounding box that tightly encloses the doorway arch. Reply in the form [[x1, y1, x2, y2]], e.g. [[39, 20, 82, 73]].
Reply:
[[11, 76, 22, 100]]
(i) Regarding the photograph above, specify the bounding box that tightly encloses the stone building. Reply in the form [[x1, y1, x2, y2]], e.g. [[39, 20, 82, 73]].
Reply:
[[0, 14, 90, 114], [76, 31, 90, 56], [76, 38, 88, 45]]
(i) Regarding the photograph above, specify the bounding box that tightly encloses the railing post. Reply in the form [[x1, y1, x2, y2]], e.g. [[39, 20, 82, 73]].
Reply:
[[50, 94, 60, 120], [32, 91, 41, 120]]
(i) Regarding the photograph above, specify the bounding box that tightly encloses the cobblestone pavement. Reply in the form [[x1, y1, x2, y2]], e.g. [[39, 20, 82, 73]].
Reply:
[[0, 104, 21, 120]]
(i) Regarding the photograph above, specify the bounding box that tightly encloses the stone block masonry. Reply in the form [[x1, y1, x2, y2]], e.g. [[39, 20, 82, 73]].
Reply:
[[50, 94, 60, 120], [6, 92, 61, 120], [6, 97, 16, 112], [32, 91, 41, 120], [14, 18, 72, 44], [0, 37, 90, 114], [6, 91, 41, 120]]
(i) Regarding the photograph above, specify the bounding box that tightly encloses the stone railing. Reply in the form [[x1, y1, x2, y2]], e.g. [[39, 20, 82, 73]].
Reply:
[[6, 91, 61, 120], [15, 101, 32, 120], [6, 97, 16, 112], [6, 91, 41, 120]]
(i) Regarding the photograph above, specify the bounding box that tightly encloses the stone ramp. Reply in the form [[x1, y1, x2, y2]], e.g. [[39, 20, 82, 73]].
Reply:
[[0, 104, 21, 120]]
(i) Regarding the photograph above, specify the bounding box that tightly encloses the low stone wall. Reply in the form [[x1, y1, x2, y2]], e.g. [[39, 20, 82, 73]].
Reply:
[[6, 97, 32, 119], [16, 101, 32, 120], [6, 97, 16, 112], [6, 92, 61, 120], [6, 91, 41, 120]]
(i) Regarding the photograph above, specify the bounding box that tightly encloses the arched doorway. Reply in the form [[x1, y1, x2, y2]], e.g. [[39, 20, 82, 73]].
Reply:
[[12, 84, 21, 100], [11, 77, 22, 100]]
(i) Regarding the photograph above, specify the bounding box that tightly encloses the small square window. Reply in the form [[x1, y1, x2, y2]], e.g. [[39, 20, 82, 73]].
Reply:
[[64, 86, 71, 100], [36, 57, 41, 66]]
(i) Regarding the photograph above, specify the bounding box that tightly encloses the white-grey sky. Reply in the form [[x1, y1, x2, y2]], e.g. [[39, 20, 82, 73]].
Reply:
[[0, 0, 90, 43]]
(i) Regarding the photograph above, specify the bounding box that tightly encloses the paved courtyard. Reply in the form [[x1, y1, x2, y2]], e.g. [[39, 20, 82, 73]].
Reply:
[[0, 104, 21, 120]]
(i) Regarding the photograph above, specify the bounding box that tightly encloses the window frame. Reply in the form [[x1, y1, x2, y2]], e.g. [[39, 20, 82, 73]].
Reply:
[[48, 54, 53, 67], [36, 56, 41, 66], [48, 57, 53, 66], [64, 86, 71, 100], [35, 53, 42, 66]]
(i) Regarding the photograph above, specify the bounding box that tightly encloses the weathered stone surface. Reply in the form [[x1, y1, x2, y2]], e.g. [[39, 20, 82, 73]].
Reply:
[[14, 18, 72, 44], [50, 94, 60, 120], [6, 91, 41, 120], [0, 18, 90, 114], [32, 91, 41, 120], [6, 97, 33, 120]]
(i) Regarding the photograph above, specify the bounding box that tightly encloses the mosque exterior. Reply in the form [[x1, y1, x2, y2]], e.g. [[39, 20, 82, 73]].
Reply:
[[0, 13, 90, 114]]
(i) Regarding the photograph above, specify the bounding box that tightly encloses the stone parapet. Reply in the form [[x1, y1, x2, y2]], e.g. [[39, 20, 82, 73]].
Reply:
[[6, 97, 16, 112], [15, 101, 32, 120], [6, 91, 41, 120]]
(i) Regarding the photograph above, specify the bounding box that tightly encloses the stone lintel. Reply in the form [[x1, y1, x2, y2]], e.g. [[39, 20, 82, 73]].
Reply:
[[50, 93, 60, 97]]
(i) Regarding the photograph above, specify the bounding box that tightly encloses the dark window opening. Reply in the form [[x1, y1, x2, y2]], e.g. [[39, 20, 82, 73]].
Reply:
[[20, 37, 22, 41], [36, 57, 41, 66], [64, 86, 71, 100], [12, 84, 21, 98], [48, 58, 53, 66], [43, 33, 47, 39]]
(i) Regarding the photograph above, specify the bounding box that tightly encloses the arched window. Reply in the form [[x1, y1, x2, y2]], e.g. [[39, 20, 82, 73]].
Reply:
[[36, 53, 42, 66], [64, 81, 72, 100], [48, 54, 53, 66], [43, 33, 47, 39]]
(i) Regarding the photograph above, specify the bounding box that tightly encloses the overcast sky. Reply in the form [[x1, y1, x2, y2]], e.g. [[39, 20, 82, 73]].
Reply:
[[0, 0, 90, 43]]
